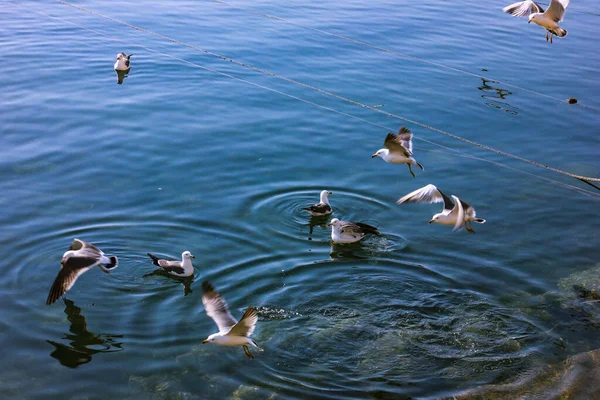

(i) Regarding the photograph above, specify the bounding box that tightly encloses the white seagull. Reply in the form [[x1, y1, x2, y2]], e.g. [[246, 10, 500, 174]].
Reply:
[[147, 251, 195, 277], [304, 190, 333, 216], [201, 281, 260, 359], [502, 0, 570, 43], [327, 218, 380, 244], [47, 239, 118, 305], [372, 126, 424, 178], [397, 184, 486, 233], [114, 52, 132, 84]]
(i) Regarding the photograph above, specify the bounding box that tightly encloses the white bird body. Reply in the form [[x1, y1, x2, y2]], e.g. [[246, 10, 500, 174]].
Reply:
[[304, 190, 333, 216], [114, 53, 132, 71], [372, 127, 424, 177], [503, 0, 570, 42], [328, 218, 380, 244], [147, 251, 195, 277], [397, 184, 486, 233], [201, 281, 260, 358]]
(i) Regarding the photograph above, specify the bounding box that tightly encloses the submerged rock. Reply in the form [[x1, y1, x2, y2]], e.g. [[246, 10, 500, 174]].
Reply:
[[451, 348, 600, 399]]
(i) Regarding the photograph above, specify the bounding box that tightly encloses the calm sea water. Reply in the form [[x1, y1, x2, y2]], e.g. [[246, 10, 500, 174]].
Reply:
[[2, 0, 600, 398]]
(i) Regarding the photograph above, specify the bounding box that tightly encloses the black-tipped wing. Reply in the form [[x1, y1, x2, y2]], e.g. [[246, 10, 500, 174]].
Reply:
[[46, 260, 94, 305], [162, 265, 185, 275], [353, 222, 380, 235], [228, 307, 258, 337], [202, 281, 237, 333], [339, 221, 379, 236], [397, 184, 455, 211], [383, 132, 411, 157], [305, 203, 332, 214], [502, 1, 544, 17], [545, 0, 569, 23]]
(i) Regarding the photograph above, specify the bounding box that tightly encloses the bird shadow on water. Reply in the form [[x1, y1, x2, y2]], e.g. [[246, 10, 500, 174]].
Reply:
[[47, 298, 124, 368], [115, 69, 130, 85], [143, 269, 194, 296], [307, 215, 331, 237]]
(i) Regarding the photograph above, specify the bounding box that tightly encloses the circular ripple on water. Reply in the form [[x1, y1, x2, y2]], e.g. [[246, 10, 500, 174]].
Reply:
[[236, 185, 398, 245], [210, 257, 548, 398]]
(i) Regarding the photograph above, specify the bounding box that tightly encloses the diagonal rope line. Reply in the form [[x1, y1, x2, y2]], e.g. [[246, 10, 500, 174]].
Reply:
[[52, 0, 600, 185], [211, 0, 600, 113], [7, 1, 600, 199]]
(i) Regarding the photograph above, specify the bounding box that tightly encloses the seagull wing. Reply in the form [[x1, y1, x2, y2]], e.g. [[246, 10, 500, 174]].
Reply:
[[545, 0, 569, 22], [502, 1, 544, 17], [397, 126, 414, 155], [451, 195, 466, 232], [397, 184, 455, 211], [383, 132, 411, 157], [458, 198, 477, 220], [228, 307, 258, 337], [202, 281, 237, 333], [71, 239, 104, 258], [46, 258, 96, 305], [306, 203, 332, 214]]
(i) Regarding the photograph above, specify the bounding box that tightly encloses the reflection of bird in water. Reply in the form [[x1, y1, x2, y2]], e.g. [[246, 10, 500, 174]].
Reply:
[[478, 78, 519, 115], [308, 215, 330, 236], [47, 299, 124, 368], [142, 269, 194, 296]]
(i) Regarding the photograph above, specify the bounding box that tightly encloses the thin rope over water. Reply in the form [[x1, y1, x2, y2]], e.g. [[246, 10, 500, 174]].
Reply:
[[211, 0, 600, 113], [53, 0, 600, 186]]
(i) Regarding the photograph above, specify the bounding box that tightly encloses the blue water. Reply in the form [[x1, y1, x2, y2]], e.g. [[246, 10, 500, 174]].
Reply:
[[2, 0, 600, 398]]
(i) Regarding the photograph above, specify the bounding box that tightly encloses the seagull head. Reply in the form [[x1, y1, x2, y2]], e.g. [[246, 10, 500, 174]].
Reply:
[[182, 250, 195, 260], [528, 14, 538, 24], [202, 333, 223, 344], [327, 218, 340, 228], [371, 148, 388, 159], [429, 213, 443, 224], [320, 190, 332, 203], [116, 53, 123, 60]]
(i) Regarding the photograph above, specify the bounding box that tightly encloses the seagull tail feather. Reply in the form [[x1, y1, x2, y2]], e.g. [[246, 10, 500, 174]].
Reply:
[[557, 28, 567, 38], [147, 253, 161, 266], [473, 218, 486, 224], [415, 160, 424, 171], [105, 256, 118, 270], [250, 339, 263, 350]]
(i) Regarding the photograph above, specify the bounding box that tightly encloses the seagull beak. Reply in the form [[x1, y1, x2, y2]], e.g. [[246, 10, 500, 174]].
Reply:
[[327, 222, 333, 227], [327, 192, 332, 195], [428, 219, 434, 224], [60, 259, 66, 265], [202, 340, 209, 344], [528, 20, 531, 24], [371, 153, 378, 158], [191, 255, 196, 259]]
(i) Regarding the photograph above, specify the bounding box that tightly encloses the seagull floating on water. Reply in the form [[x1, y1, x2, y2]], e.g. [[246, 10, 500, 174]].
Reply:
[[304, 190, 333, 216], [201, 281, 260, 359], [147, 251, 195, 277], [372, 126, 424, 178], [114, 52, 132, 84], [503, 0, 570, 43], [327, 218, 380, 244], [397, 184, 486, 233], [47, 239, 118, 305]]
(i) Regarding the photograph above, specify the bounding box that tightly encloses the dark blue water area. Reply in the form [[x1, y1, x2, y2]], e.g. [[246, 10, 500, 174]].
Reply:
[[1, 0, 599, 398]]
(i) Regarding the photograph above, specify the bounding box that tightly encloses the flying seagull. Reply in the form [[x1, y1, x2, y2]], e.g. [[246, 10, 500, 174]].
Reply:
[[502, 0, 570, 43], [47, 239, 118, 305], [114, 52, 132, 84], [147, 251, 195, 277], [201, 281, 260, 359], [327, 218, 380, 244], [304, 190, 333, 216], [397, 184, 486, 233], [372, 126, 424, 177]]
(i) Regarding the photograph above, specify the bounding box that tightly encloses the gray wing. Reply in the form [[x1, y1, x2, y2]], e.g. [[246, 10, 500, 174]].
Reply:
[[397, 184, 454, 211], [158, 259, 182, 268], [458, 199, 477, 219], [228, 307, 258, 337], [383, 132, 411, 157], [502, 1, 544, 17], [451, 195, 466, 232], [71, 239, 104, 258], [202, 281, 237, 333], [545, 0, 569, 22], [305, 203, 332, 214], [339, 221, 367, 237], [46, 261, 94, 305], [397, 126, 414, 155]]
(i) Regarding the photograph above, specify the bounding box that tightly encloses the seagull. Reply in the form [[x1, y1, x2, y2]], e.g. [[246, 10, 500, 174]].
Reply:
[[47, 239, 118, 305], [147, 251, 195, 277], [327, 218, 380, 244], [304, 190, 333, 216], [114, 52, 132, 84], [502, 0, 570, 43], [201, 281, 260, 359], [397, 184, 486, 233], [372, 126, 424, 178]]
